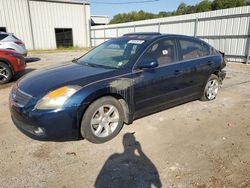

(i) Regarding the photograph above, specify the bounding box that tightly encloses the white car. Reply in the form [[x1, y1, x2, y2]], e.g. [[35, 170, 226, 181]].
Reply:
[[0, 32, 27, 56]]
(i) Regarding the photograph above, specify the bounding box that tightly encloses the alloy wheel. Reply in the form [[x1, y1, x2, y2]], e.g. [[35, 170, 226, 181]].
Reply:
[[0, 65, 9, 82], [206, 79, 219, 100], [91, 105, 120, 138]]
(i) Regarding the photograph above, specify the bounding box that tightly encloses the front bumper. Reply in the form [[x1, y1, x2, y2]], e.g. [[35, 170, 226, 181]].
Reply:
[[9, 101, 82, 141]]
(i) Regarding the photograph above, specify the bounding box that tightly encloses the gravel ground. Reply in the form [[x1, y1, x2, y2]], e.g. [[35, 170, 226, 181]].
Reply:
[[0, 51, 250, 188]]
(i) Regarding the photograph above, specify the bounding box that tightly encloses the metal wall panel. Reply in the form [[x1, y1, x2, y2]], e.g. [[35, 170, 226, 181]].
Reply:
[[0, 0, 90, 49], [0, 0, 33, 49], [118, 27, 134, 36], [91, 6, 250, 63], [29, 0, 90, 49]]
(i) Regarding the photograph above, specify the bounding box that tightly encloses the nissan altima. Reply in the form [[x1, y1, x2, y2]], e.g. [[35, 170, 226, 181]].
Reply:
[[9, 33, 226, 143]]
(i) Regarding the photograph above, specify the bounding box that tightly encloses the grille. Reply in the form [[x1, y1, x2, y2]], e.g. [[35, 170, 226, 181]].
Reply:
[[12, 88, 32, 107]]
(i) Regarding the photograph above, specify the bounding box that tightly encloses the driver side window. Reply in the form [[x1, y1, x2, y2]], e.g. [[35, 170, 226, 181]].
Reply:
[[143, 39, 177, 66]]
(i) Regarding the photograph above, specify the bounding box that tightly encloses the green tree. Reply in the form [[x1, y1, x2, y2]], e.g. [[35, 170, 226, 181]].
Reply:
[[212, 0, 246, 10], [176, 3, 197, 15], [110, 10, 156, 24], [176, 2, 188, 15], [109, 0, 248, 24], [185, 5, 197, 14], [196, 0, 212, 12], [158, 11, 172, 18]]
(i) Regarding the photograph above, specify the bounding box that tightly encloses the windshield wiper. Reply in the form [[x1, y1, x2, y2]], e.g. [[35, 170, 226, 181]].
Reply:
[[90, 63, 116, 69], [82, 62, 116, 69], [75, 60, 116, 69], [72, 58, 78, 63]]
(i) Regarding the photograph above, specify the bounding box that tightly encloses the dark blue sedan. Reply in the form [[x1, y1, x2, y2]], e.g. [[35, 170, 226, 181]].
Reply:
[[9, 33, 226, 143]]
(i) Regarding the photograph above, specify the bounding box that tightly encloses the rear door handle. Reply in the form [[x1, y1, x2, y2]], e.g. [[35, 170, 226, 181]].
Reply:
[[207, 61, 214, 66]]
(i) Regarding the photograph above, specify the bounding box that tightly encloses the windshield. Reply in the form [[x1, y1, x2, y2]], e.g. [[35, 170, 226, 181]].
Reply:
[[77, 38, 145, 69]]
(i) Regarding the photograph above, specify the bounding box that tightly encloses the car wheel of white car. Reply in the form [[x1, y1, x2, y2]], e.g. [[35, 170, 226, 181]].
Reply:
[[0, 62, 12, 84]]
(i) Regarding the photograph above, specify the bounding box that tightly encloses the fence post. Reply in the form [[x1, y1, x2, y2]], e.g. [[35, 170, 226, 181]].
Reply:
[[134, 24, 136, 32], [93, 29, 96, 47], [89, 20, 92, 48], [194, 17, 199, 37], [246, 36, 250, 64], [104, 28, 106, 41], [247, 53, 250, 64], [116, 27, 118, 37], [27, 0, 35, 49], [158, 22, 161, 33]]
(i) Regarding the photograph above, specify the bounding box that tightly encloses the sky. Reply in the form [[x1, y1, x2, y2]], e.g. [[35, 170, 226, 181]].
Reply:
[[89, 0, 201, 19]]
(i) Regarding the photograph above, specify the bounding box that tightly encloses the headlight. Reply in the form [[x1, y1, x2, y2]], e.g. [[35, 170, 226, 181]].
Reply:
[[35, 85, 81, 110]]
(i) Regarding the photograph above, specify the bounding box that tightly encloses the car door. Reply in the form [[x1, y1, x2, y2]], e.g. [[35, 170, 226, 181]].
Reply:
[[177, 38, 214, 92], [133, 37, 198, 117]]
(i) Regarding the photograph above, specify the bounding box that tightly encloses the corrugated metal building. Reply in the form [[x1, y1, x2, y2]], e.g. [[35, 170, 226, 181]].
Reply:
[[0, 0, 91, 50], [91, 15, 109, 26]]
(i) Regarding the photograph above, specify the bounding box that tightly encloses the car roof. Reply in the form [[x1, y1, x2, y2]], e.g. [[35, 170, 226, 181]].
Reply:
[[121, 32, 205, 44], [121, 32, 161, 41], [0, 32, 10, 35]]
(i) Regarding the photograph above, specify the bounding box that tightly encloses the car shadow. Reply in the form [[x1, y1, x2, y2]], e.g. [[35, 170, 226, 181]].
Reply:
[[94, 133, 162, 188], [25, 57, 41, 63]]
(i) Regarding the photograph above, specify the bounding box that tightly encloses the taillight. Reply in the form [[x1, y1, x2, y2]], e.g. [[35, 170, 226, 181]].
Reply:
[[15, 41, 23, 46]]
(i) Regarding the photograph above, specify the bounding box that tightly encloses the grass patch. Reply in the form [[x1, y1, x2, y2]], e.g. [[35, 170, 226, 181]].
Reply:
[[29, 47, 91, 54]]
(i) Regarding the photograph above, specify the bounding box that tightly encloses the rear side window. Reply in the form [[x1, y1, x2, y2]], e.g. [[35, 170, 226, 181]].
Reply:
[[0, 34, 8, 40], [179, 39, 210, 60]]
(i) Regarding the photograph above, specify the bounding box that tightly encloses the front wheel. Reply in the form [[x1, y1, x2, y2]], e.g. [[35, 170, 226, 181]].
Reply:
[[80, 96, 124, 144], [0, 62, 12, 84], [201, 74, 220, 101]]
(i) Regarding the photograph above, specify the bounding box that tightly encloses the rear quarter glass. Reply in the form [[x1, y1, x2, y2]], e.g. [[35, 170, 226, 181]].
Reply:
[[0, 34, 8, 40]]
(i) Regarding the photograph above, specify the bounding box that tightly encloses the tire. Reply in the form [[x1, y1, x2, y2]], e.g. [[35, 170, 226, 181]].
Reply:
[[201, 74, 220, 101], [0, 62, 13, 84], [80, 96, 125, 144]]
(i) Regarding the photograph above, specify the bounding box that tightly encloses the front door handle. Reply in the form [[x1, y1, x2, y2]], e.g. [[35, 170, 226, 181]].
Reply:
[[174, 70, 182, 76], [207, 61, 214, 66]]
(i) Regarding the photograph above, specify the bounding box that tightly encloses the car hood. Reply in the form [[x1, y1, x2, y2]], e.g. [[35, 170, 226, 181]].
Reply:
[[17, 62, 113, 97]]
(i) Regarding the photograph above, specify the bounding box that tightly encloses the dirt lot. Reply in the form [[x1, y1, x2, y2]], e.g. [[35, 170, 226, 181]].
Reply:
[[0, 51, 250, 188]]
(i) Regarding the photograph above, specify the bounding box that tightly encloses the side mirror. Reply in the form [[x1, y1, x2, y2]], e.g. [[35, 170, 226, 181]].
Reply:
[[138, 59, 159, 69]]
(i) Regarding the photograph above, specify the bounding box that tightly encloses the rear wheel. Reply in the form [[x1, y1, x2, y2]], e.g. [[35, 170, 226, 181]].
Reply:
[[80, 96, 124, 144], [201, 74, 220, 101], [0, 62, 12, 84]]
